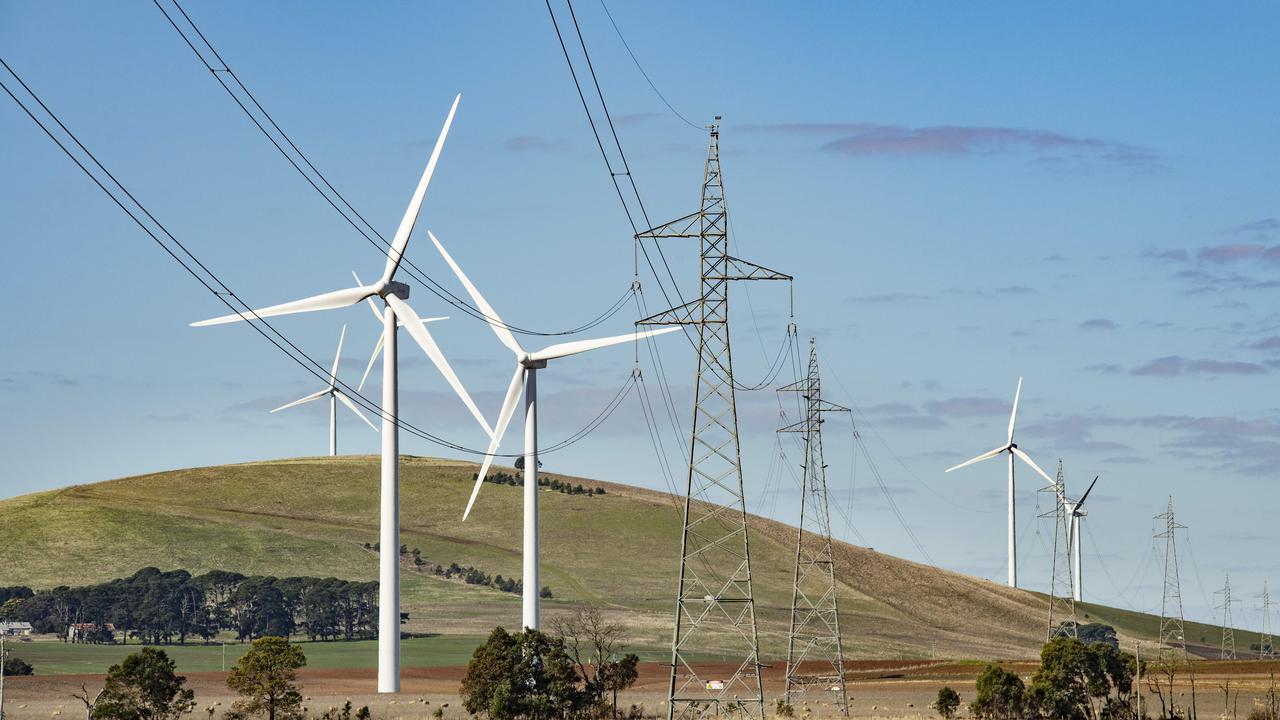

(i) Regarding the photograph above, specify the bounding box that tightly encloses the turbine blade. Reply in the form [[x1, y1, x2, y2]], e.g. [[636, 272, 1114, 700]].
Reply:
[[191, 285, 376, 327], [1011, 446, 1055, 485], [381, 94, 460, 285], [330, 325, 347, 387], [358, 332, 384, 393], [385, 294, 494, 438], [428, 230, 523, 356], [529, 326, 680, 362], [463, 365, 525, 521], [1076, 475, 1100, 509], [354, 271, 384, 324], [944, 444, 1008, 473], [335, 391, 379, 432], [269, 388, 329, 414], [1007, 377, 1023, 444]]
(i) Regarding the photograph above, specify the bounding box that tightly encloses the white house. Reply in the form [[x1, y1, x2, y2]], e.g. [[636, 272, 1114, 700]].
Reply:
[[0, 621, 33, 637]]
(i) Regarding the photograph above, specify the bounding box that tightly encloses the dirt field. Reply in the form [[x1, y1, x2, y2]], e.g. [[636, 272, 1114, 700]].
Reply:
[[6, 659, 1276, 720]]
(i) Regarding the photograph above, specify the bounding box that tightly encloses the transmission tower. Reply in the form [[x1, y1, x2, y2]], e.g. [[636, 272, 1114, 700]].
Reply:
[[1156, 497, 1188, 652], [1259, 582, 1276, 659], [1215, 574, 1239, 659], [1041, 459, 1077, 640], [777, 339, 850, 715], [638, 118, 791, 720]]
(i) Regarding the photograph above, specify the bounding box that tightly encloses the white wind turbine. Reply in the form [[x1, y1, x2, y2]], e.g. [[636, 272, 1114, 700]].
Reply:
[[430, 230, 678, 630], [269, 324, 378, 456], [944, 378, 1054, 588], [192, 94, 492, 693], [1064, 475, 1098, 603]]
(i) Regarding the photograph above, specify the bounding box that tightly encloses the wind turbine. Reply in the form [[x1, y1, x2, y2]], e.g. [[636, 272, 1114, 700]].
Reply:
[[269, 324, 377, 456], [352, 271, 447, 392], [944, 377, 1054, 588], [430, 230, 678, 630], [192, 94, 492, 693], [1064, 475, 1098, 603]]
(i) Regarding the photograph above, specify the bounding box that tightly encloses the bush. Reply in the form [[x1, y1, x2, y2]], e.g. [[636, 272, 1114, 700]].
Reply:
[[933, 687, 961, 719], [2, 655, 34, 676]]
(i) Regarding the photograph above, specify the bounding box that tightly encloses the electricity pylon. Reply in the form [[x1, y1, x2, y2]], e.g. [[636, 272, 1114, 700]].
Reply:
[[638, 118, 791, 720], [1156, 497, 1188, 653], [777, 339, 849, 715], [1259, 582, 1276, 659], [1215, 574, 1239, 659], [1041, 459, 1077, 640]]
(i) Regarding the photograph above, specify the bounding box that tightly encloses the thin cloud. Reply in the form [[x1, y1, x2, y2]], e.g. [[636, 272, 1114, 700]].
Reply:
[[847, 292, 931, 304], [1131, 355, 1268, 376], [738, 121, 1160, 167], [502, 135, 569, 152], [1079, 318, 1118, 330], [1248, 336, 1280, 351], [923, 396, 1008, 417], [1083, 363, 1124, 374]]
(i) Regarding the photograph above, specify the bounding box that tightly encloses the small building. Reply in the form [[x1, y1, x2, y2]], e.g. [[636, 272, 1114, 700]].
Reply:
[[67, 623, 116, 643], [0, 621, 33, 637]]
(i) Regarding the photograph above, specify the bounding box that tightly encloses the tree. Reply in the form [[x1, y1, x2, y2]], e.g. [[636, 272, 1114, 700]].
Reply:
[[970, 664, 1026, 720], [93, 648, 196, 720], [934, 687, 961, 719], [601, 654, 639, 720], [226, 637, 307, 720], [3, 654, 34, 676], [1027, 637, 1137, 720], [550, 607, 640, 719], [462, 626, 588, 720]]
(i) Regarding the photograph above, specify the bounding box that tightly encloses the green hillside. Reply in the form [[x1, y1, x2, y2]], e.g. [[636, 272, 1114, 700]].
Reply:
[[0, 456, 1249, 660]]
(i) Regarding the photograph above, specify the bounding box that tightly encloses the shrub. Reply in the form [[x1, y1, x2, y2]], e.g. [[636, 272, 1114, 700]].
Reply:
[[933, 686, 961, 719]]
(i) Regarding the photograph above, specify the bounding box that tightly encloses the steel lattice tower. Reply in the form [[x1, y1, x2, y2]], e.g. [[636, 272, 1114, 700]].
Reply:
[[1216, 574, 1238, 659], [1156, 497, 1188, 652], [1042, 460, 1077, 641], [777, 339, 849, 715], [1259, 582, 1275, 659], [638, 118, 791, 720]]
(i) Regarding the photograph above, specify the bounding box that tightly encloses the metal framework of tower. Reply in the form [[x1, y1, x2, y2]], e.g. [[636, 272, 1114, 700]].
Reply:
[[1156, 497, 1188, 653], [1042, 460, 1077, 640], [1215, 574, 1238, 659], [638, 118, 791, 720], [1259, 582, 1275, 659], [777, 339, 849, 715]]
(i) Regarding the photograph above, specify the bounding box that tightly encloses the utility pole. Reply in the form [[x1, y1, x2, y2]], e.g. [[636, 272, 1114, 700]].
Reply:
[[778, 339, 849, 716], [1259, 582, 1276, 660], [639, 118, 792, 720], [1155, 496, 1196, 720], [1, 633, 6, 720], [1216, 575, 1239, 660], [1135, 641, 1142, 720], [1042, 459, 1077, 640]]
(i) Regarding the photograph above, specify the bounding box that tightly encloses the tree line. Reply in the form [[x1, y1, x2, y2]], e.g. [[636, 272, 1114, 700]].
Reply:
[[0, 567, 379, 644], [482, 471, 607, 497]]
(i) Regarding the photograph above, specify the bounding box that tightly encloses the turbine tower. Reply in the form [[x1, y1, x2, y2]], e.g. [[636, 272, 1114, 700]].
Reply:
[[1215, 574, 1239, 660], [778, 339, 849, 716], [268, 325, 378, 455], [1065, 475, 1098, 603], [1042, 460, 1077, 640], [637, 118, 792, 720], [433, 232, 678, 631], [944, 378, 1054, 588], [193, 95, 494, 693]]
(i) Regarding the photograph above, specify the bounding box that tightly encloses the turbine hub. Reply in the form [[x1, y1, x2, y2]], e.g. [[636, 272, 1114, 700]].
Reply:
[[381, 281, 410, 300], [521, 357, 548, 369]]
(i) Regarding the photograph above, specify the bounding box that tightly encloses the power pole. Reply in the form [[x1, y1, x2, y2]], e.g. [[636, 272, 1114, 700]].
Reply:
[[778, 339, 849, 716], [1215, 575, 1239, 660], [638, 118, 791, 720], [1259, 582, 1276, 660], [1155, 496, 1197, 720], [1042, 459, 1077, 641]]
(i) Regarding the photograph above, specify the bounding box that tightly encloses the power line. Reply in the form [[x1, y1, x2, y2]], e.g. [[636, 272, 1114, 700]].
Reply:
[[153, 0, 632, 338], [596, 0, 703, 131]]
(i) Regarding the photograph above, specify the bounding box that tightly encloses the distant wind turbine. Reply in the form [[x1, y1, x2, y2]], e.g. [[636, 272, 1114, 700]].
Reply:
[[1065, 475, 1098, 602], [430, 229, 678, 630], [269, 324, 377, 456], [192, 94, 492, 693], [944, 377, 1054, 588]]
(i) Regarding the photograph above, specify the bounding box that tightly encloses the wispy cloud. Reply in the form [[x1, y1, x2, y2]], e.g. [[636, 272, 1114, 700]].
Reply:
[[1079, 318, 1118, 330], [1131, 355, 1268, 376], [738, 121, 1160, 168], [923, 396, 1008, 417], [847, 292, 930, 304], [502, 135, 569, 152]]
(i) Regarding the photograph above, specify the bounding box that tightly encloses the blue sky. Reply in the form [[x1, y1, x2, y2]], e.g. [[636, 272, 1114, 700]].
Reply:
[[3, 2, 1279, 629]]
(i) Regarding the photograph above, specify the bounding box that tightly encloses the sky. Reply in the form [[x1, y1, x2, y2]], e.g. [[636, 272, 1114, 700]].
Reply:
[[2, 2, 1279, 630]]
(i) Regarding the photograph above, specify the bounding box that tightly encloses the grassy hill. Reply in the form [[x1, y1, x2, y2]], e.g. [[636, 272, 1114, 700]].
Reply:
[[0, 456, 1254, 660]]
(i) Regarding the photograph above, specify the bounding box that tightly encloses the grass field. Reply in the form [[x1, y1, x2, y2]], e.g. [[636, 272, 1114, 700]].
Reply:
[[0, 455, 1240, 662]]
